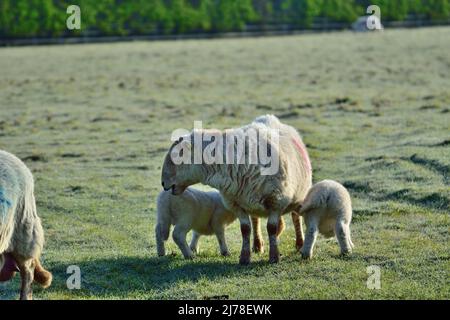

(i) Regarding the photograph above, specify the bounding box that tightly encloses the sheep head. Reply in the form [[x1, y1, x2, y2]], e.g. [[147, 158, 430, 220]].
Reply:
[[161, 135, 200, 195]]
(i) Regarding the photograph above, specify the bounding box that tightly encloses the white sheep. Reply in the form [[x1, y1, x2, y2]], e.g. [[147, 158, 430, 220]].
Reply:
[[299, 180, 354, 259], [0, 150, 52, 300], [155, 187, 236, 259], [161, 115, 312, 264]]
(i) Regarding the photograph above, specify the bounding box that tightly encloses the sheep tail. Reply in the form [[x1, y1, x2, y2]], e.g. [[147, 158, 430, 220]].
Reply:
[[34, 258, 52, 288], [298, 198, 318, 215]]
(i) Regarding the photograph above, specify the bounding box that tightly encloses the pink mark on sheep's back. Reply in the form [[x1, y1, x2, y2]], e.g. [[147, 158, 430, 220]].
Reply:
[[291, 138, 312, 174]]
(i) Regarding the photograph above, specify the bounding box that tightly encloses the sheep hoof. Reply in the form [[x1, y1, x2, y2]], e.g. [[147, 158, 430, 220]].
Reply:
[[295, 240, 304, 251], [239, 251, 251, 265], [221, 251, 231, 257], [269, 255, 280, 264], [268, 246, 280, 263], [190, 247, 199, 254], [184, 253, 195, 260], [301, 252, 311, 260], [252, 245, 264, 254]]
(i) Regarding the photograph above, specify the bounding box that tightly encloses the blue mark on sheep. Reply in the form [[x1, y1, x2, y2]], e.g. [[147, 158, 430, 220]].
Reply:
[[0, 188, 12, 222]]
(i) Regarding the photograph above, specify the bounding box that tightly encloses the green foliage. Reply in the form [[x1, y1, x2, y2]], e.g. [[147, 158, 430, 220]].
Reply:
[[0, 0, 449, 38], [212, 0, 256, 30], [280, 0, 322, 27], [407, 0, 425, 14], [421, 0, 450, 19], [320, 0, 359, 22], [373, 0, 409, 21]]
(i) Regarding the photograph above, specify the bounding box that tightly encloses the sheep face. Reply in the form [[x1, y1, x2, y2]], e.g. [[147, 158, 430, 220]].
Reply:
[[161, 138, 199, 195]]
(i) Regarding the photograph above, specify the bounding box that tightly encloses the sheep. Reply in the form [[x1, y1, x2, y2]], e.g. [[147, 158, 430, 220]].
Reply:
[[155, 187, 237, 259], [0, 150, 52, 300], [298, 180, 354, 259], [352, 16, 384, 32], [161, 114, 312, 264]]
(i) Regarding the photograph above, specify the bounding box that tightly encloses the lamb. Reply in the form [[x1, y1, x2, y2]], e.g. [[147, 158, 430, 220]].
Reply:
[[161, 114, 312, 264], [155, 187, 237, 259], [298, 180, 354, 259], [0, 150, 52, 300]]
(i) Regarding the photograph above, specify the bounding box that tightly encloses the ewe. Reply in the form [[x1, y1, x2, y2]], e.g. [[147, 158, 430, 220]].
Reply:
[[0, 150, 52, 300], [156, 187, 236, 258], [161, 115, 312, 264], [299, 180, 354, 259]]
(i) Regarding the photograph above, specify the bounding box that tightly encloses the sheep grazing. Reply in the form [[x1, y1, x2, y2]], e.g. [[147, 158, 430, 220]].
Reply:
[[0, 150, 52, 300], [298, 180, 354, 259], [161, 114, 312, 264], [156, 187, 237, 259]]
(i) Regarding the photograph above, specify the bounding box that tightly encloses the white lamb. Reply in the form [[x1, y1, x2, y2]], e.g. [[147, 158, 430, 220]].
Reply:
[[155, 187, 236, 259], [161, 115, 312, 264], [299, 180, 354, 259]]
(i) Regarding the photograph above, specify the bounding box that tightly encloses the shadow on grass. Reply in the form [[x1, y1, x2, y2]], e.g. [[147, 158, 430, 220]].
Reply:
[[45, 255, 271, 298]]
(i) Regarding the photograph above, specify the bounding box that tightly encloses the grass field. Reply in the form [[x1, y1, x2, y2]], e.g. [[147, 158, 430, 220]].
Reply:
[[0, 27, 449, 300]]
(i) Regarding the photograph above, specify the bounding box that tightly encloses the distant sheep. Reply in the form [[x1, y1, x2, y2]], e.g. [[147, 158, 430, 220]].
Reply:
[[0, 150, 52, 300], [352, 16, 384, 32], [161, 115, 312, 264], [299, 180, 354, 259], [156, 187, 236, 259]]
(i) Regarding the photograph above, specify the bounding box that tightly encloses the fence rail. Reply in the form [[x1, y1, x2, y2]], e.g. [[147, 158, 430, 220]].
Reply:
[[1, 17, 450, 47]]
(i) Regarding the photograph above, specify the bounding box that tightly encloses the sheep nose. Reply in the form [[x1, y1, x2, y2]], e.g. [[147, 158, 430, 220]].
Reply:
[[161, 181, 164, 188]]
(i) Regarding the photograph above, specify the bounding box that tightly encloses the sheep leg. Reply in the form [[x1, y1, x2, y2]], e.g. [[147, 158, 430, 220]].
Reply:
[[276, 216, 285, 240], [172, 225, 194, 259], [335, 221, 352, 255], [215, 227, 230, 257], [155, 223, 166, 256], [251, 216, 264, 253], [189, 232, 201, 254], [291, 212, 304, 251], [267, 213, 281, 263], [238, 214, 252, 265], [17, 257, 35, 300], [301, 217, 318, 259], [346, 222, 354, 249]]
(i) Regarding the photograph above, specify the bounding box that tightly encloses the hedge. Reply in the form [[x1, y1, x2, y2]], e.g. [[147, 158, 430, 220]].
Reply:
[[0, 0, 449, 38]]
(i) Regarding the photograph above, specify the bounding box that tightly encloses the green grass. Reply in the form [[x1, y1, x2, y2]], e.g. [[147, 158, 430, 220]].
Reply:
[[0, 27, 449, 300]]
